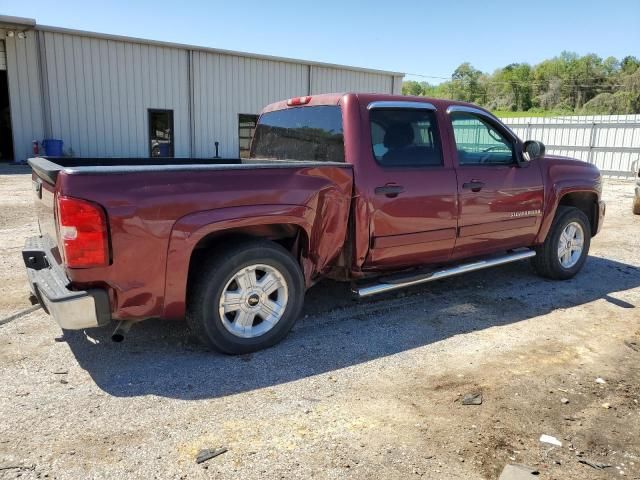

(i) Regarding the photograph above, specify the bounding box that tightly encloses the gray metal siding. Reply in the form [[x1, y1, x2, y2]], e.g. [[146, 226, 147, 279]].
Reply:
[[3, 30, 45, 162], [3, 25, 401, 161], [192, 51, 309, 157], [310, 65, 394, 95], [190, 58, 397, 158], [41, 31, 190, 157], [393, 75, 403, 95]]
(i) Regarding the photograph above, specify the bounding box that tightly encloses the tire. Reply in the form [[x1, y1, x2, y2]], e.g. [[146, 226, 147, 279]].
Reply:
[[633, 197, 640, 215], [531, 206, 591, 280], [186, 239, 305, 354]]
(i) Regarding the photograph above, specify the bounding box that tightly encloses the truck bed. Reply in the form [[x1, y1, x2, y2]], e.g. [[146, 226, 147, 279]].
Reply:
[[28, 157, 347, 185], [28, 156, 354, 322]]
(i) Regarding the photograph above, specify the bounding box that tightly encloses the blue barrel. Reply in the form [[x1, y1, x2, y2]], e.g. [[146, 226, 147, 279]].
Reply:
[[42, 139, 64, 156], [158, 143, 171, 157]]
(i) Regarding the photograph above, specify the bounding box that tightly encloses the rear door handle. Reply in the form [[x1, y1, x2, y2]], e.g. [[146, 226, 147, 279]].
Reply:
[[375, 185, 405, 198], [462, 180, 485, 192]]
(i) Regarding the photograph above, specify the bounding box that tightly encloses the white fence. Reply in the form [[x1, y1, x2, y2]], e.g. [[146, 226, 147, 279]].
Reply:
[[499, 114, 640, 177]]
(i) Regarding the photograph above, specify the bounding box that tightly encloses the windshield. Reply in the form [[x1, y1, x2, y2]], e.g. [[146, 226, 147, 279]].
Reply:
[[250, 106, 344, 162]]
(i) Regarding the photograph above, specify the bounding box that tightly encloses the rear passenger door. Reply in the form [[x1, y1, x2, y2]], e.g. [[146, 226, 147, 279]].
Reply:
[[362, 101, 458, 270], [447, 106, 544, 259]]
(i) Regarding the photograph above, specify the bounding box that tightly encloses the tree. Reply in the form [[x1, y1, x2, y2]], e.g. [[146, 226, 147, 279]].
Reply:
[[451, 62, 483, 103], [401, 52, 640, 115], [504, 63, 533, 110], [581, 93, 617, 114], [603, 56, 619, 76], [621, 56, 640, 75], [581, 91, 636, 114], [402, 81, 425, 96], [537, 78, 562, 109]]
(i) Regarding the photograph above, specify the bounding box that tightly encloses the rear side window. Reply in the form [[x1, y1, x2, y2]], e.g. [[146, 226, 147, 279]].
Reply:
[[251, 106, 344, 162], [370, 109, 443, 167]]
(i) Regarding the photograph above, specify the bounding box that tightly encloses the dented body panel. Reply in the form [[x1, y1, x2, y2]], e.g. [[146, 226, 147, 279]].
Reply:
[[36, 162, 352, 321]]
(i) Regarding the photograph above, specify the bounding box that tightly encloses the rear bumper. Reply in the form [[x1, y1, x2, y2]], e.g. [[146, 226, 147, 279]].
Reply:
[[596, 200, 606, 234], [22, 236, 111, 329]]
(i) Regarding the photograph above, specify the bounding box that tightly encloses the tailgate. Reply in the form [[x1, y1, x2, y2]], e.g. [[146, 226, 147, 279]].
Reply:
[[29, 158, 62, 265]]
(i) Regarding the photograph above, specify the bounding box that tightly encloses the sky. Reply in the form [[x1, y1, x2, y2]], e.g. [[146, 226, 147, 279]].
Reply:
[[2, 0, 639, 83]]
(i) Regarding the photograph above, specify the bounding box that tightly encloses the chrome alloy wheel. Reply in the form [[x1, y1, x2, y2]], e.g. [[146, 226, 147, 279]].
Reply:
[[557, 221, 585, 269], [218, 264, 289, 338]]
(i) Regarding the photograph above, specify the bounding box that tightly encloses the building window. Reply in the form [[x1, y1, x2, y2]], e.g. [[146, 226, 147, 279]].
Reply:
[[239, 114, 258, 158], [148, 109, 174, 157]]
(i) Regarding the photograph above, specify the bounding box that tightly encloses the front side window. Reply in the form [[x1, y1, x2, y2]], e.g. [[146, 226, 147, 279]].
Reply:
[[369, 109, 443, 167], [251, 106, 344, 162], [451, 112, 514, 165]]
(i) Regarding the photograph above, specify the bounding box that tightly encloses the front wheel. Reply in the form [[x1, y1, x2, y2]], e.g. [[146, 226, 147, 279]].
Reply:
[[187, 240, 305, 354], [531, 206, 591, 280]]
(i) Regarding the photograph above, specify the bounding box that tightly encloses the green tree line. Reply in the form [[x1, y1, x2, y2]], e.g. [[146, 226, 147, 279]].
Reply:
[[402, 52, 640, 115]]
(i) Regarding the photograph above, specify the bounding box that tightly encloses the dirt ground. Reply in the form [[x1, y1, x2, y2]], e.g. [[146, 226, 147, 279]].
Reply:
[[0, 165, 639, 480]]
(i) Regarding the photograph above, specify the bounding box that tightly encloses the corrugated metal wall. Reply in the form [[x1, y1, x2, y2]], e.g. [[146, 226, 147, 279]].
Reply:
[[392, 75, 403, 95], [501, 115, 640, 177], [40, 31, 190, 157], [191, 52, 309, 157], [3, 27, 401, 161], [192, 58, 401, 157], [2, 30, 45, 163], [310, 65, 394, 95]]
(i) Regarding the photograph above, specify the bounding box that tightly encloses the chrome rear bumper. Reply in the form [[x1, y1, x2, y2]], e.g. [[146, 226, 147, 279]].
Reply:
[[23, 236, 110, 329]]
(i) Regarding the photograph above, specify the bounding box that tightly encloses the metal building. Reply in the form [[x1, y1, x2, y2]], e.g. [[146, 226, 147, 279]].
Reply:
[[0, 15, 404, 163]]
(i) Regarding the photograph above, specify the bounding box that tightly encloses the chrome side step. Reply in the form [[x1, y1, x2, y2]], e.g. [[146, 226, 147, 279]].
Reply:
[[356, 249, 536, 298]]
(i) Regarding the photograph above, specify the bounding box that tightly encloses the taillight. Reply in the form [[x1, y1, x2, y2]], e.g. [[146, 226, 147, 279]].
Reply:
[[56, 196, 109, 268], [287, 96, 312, 106]]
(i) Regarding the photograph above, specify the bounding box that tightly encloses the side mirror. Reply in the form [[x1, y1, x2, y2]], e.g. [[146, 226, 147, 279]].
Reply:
[[522, 140, 545, 163]]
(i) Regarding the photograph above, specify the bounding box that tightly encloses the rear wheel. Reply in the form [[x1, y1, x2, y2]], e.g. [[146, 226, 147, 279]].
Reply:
[[187, 240, 305, 354], [633, 197, 640, 215], [531, 206, 591, 280]]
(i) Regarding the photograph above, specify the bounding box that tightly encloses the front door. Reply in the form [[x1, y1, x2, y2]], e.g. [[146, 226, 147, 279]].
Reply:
[[363, 102, 458, 270], [448, 107, 544, 259]]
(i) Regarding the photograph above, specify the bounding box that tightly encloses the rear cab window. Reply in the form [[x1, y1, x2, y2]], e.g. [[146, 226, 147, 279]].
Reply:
[[250, 106, 344, 162], [369, 108, 443, 167]]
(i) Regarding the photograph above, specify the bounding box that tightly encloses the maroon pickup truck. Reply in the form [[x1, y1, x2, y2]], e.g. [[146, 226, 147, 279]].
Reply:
[[24, 93, 606, 353]]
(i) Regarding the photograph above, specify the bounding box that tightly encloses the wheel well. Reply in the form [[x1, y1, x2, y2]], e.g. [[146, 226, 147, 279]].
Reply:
[[187, 225, 308, 291], [558, 192, 599, 236]]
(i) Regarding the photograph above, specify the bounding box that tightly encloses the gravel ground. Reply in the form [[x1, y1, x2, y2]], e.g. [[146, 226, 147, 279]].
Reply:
[[0, 165, 639, 479]]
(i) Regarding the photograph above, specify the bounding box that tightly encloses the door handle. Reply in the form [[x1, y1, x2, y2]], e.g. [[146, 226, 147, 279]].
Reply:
[[462, 180, 485, 192], [375, 185, 405, 198]]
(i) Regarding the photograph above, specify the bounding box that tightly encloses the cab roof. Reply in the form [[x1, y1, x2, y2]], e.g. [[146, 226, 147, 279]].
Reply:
[[260, 93, 494, 117]]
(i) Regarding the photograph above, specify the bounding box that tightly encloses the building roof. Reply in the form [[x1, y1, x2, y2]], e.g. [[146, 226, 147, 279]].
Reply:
[[0, 15, 35, 29], [0, 15, 404, 78]]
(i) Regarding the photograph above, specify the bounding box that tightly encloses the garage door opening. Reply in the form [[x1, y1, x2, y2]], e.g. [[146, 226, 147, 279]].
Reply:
[[239, 114, 258, 158], [0, 68, 13, 162]]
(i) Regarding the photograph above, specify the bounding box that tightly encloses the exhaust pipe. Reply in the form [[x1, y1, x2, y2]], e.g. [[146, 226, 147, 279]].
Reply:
[[111, 320, 134, 342]]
